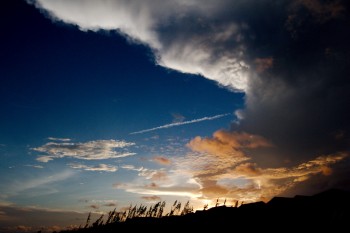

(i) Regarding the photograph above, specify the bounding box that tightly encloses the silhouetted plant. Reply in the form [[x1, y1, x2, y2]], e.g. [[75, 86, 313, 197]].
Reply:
[[92, 214, 104, 228], [168, 200, 177, 216], [203, 204, 208, 211], [181, 201, 193, 215], [157, 201, 166, 218], [84, 212, 91, 228], [136, 204, 147, 217], [105, 209, 113, 224], [169, 201, 182, 216]]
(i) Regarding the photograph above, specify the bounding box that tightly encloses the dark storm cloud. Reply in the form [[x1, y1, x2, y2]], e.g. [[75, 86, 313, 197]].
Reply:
[[29, 0, 350, 196], [237, 0, 350, 164]]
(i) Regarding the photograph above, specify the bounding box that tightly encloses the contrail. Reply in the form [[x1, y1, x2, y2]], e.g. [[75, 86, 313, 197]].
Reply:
[[130, 113, 231, 135]]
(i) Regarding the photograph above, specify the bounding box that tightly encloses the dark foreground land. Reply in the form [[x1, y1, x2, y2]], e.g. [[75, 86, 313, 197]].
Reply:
[[61, 189, 350, 232]]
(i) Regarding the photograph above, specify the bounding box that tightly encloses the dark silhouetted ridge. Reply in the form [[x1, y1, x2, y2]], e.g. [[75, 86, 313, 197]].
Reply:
[[60, 189, 350, 232]]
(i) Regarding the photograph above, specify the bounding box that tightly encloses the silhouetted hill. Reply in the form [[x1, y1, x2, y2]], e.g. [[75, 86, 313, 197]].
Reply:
[[60, 189, 350, 232]]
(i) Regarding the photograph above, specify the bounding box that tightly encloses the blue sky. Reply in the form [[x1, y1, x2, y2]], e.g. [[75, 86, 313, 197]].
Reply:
[[1, 0, 350, 232]]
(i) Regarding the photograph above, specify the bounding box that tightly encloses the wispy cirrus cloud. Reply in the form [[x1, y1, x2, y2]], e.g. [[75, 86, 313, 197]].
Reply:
[[24, 164, 44, 169], [130, 113, 230, 135], [3, 170, 75, 198], [121, 165, 168, 181], [47, 137, 71, 142], [68, 163, 117, 172], [32, 139, 135, 162]]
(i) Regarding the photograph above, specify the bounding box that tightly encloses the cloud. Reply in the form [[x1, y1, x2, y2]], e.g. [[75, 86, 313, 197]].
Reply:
[[121, 165, 168, 181], [145, 182, 158, 188], [104, 202, 117, 207], [35, 156, 54, 163], [187, 130, 272, 158], [27, 0, 251, 91], [32, 139, 135, 162], [24, 164, 44, 169], [114, 165, 202, 199], [114, 182, 201, 199], [89, 205, 99, 210], [171, 113, 185, 123], [130, 113, 231, 135], [68, 163, 117, 172], [234, 163, 262, 176], [175, 148, 348, 202], [113, 145, 347, 203], [141, 195, 161, 201], [290, 0, 346, 22], [254, 57, 273, 73], [5, 170, 74, 196], [120, 164, 144, 172], [47, 137, 71, 142], [152, 156, 171, 165]]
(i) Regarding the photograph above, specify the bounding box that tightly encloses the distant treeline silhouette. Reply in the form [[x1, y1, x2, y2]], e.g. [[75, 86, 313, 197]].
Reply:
[[58, 189, 350, 232]]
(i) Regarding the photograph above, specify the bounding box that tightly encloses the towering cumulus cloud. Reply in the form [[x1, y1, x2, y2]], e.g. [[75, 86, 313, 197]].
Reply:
[[28, 0, 350, 196]]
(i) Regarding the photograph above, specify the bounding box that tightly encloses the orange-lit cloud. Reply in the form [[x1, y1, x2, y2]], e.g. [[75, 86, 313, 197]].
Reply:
[[141, 195, 161, 201], [150, 171, 168, 181], [145, 182, 158, 188], [153, 156, 171, 165], [199, 180, 230, 196], [234, 163, 262, 176], [187, 130, 272, 158], [254, 57, 273, 73], [113, 130, 348, 206], [104, 202, 117, 207], [183, 131, 348, 203], [321, 166, 332, 176], [89, 205, 99, 210]]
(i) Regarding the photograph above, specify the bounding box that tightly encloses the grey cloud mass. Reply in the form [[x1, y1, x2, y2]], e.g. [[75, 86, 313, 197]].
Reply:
[[28, 0, 350, 196]]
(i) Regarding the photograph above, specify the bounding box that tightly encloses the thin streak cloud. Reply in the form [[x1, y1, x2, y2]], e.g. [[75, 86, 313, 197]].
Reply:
[[130, 113, 231, 135]]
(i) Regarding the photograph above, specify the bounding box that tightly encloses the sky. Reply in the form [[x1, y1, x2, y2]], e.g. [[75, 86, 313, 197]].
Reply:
[[1, 0, 350, 232]]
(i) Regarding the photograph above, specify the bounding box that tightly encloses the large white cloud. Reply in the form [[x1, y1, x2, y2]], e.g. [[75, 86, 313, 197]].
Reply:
[[28, 0, 250, 91]]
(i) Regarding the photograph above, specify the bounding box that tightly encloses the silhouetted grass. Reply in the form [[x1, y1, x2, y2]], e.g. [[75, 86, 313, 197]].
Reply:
[[58, 190, 350, 232]]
